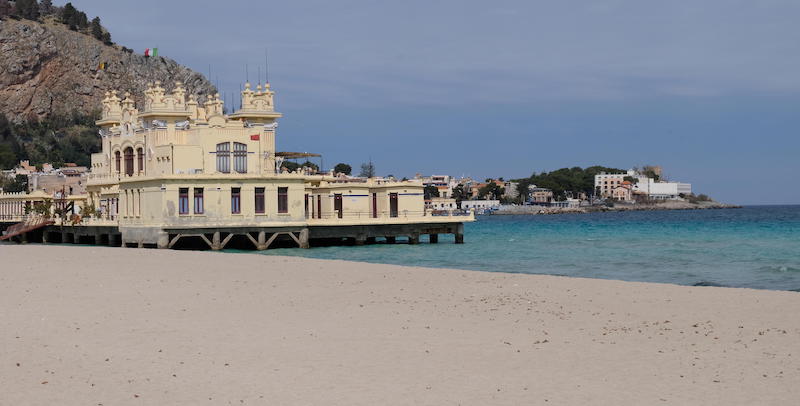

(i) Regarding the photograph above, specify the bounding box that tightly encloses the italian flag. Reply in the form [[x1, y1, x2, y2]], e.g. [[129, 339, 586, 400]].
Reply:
[[144, 48, 159, 57]]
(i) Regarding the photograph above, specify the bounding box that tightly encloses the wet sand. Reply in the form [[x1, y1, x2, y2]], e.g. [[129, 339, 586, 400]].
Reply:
[[1, 244, 799, 405]]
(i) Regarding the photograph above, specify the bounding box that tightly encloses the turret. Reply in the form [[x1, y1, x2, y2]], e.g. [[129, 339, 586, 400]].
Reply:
[[228, 81, 282, 123]]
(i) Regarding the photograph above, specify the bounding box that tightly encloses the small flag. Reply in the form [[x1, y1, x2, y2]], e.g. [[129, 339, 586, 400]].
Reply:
[[152, 48, 158, 58], [250, 134, 260, 141], [144, 48, 150, 57]]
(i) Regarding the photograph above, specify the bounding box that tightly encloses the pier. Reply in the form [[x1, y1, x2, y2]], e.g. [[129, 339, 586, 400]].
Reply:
[[1, 218, 467, 251]]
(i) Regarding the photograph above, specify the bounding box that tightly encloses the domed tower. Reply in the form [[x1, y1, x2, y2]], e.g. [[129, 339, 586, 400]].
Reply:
[[228, 82, 283, 173]]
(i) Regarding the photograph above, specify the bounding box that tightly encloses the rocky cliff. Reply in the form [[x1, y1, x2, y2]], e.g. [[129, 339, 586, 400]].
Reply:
[[0, 17, 216, 122]]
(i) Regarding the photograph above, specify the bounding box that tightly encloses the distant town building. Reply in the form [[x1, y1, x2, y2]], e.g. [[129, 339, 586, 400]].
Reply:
[[460, 200, 501, 211], [502, 181, 519, 200], [528, 185, 553, 204], [610, 182, 633, 202], [425, 197, 457, 211], [595, 169, 691, 201]]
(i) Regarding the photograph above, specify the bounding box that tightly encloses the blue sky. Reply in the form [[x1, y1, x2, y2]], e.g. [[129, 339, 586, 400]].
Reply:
[[71, 0, 800, 204]]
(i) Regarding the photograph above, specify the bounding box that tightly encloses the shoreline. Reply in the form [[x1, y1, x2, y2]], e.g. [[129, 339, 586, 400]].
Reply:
[[492, 201, 741, 215], [2, 244, 799, 405]]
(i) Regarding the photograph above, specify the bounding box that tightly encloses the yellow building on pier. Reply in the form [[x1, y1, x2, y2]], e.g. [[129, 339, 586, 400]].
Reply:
[[2, 81, 472, 248]]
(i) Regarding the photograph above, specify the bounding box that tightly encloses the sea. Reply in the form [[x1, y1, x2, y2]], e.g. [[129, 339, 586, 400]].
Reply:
[[249, 205, 800, 291]]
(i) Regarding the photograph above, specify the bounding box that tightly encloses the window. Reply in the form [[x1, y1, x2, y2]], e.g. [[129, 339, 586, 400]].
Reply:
[[254, 187, 265, 214], [216, 142, 230, 173], [179, 188, 189, 214], [231, 187, 241, 214], [137, 147, 145, 174], [124, 147, 134, 176], [304, 193, 309, 218], [193, 188, 204, 214], [233, 142, 247, 173], [115, 151, 121, 173], [278, 187, 288, 214]]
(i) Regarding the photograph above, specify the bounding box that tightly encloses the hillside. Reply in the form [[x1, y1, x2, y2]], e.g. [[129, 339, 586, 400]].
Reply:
[[0, 17, 216, 122]]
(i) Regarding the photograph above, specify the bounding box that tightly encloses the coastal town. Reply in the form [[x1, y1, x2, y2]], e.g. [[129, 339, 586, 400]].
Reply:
[[2, 151, 726, 225]]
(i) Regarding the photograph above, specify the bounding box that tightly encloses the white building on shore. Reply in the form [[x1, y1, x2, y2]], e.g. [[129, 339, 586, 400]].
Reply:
[[595, 169, 691, 201]]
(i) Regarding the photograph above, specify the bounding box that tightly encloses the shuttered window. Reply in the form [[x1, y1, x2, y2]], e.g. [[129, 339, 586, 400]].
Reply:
[[254, 187, 265, 214], [278, 187, 288, 214], [216, 143, 230, 173], [231, 187, 241, 214], [193, 188, 204, 214], [233, 142, 247, 173], [179, 188, 189, 214]]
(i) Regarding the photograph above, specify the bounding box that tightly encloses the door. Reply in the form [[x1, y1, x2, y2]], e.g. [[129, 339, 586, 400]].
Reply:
[[389, 193, 398, 218], [334, 194, 343, 219], [371, 193, 378, 218]]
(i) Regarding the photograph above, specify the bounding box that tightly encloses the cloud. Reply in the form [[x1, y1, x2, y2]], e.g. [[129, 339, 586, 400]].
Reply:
[[74, 0, 800, 108]]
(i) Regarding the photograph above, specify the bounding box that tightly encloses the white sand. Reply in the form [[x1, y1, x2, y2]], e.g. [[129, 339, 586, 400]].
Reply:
[[1, 244, 799, 405]]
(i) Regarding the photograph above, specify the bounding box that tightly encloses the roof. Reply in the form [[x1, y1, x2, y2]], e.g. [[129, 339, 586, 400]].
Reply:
[[275, 152, 322, 159]]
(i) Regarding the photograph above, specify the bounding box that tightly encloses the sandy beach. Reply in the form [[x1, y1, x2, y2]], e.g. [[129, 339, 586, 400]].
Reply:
[[1, 245, 799, 405]]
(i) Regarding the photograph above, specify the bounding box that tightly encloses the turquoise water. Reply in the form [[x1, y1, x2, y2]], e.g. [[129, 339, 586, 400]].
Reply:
[[249, 206, 800, 291]]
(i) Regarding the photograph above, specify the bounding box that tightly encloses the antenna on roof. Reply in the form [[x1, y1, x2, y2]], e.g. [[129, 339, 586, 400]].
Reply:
[[265, 48, 270, 84], [258, 66, 261, 87], [246, 64, 249, 83]]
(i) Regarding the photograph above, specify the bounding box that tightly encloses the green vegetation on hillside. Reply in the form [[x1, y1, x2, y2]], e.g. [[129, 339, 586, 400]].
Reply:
[[0, 0, 112, 44], [514, 166, 625, 201], [0, 112, 101, 169]]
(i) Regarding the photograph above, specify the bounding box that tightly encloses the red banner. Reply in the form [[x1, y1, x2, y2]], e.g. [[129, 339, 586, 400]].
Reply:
[[250, 134, 260, 141]]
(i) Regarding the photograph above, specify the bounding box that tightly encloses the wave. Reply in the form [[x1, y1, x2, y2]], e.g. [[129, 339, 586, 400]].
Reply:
[[759, 265, 800, 273]]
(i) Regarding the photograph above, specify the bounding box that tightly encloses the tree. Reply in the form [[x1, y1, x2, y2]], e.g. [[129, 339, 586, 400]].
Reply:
[[280, 161, 299, 172], [101, 31, 112, 45], [0, 174, 29, 193], [15, 0, 39, 20], [76, 10, 88, 29], [478, 182, 504, 200], [90, 16, 103, 40], [423, 185, 439, 200], [333, 163, 351, 175], [0, 111, 102, 169], [299, 160, 318, 172], [642, 165, 661, 181], [61, 2, 77, 29], [451, 184, 466, 208], [0, 144, 15, 169], [359, 161, 375, 178], [39, 0, 52, 16], [0, 0, 13, 19], [623, 175, 639, 184]]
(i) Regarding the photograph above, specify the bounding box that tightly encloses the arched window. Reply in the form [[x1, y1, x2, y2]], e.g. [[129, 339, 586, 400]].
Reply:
[[233, 142, 247, 173], [216, 142, 230, 173], [123, 147, 134, 176], [136, 147, 145, 174], [114, 151, 121, 173]]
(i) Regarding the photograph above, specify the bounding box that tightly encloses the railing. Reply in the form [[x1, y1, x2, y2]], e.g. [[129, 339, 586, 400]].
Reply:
[[306, 209, 474, 222]]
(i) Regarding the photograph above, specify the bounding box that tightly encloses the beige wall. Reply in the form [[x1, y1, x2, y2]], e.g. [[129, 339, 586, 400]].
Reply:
[[117, 176, 307, 228]]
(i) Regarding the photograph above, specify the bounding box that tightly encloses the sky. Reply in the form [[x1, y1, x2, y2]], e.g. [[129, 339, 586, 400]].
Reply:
[[70, 0, 800, 204]]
